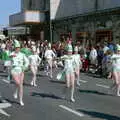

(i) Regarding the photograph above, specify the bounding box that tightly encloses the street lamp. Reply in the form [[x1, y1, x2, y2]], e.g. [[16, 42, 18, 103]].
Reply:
[[50, 17, 52, 44], [49, 0, 52, 44]]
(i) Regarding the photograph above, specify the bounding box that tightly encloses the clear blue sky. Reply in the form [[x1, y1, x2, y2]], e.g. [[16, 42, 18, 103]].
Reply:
[[0, 0, 20, 26]]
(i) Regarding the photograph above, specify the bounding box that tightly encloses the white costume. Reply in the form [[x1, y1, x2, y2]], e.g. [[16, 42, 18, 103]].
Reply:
[[44, 49, 56, 59], [10, 40, 29, 106], [110, 45, 120, 96], [73, 54, 82, 69], [73, 46, 82, 86], [11, 52, 29, 74], [89, 48, 97, 65], [44, 49, 56, 78], [29, 53, 41, 86], [61, 55, 75, 74], [60, 44, 76, 102], [111, 54, 120, 72]]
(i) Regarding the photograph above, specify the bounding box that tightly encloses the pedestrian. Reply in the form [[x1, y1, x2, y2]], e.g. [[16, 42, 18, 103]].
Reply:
[[3, 47, 11, 82], [61, 44, 76, 102], [89, 46, 98, 72], [10, 40, 29, 106], [111, 45, 120, 96], [73, 46, 82, 86], [44, 45, 56, 78], [28, 47, 41, 86]]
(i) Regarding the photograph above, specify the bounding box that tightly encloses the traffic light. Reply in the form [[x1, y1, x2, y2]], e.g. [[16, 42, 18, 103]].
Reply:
[[3, 28, 8, 36]]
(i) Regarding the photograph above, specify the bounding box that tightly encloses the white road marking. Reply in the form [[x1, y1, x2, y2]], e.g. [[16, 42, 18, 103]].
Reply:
[[96, 84, 110, 89], [79, 79, 88, 83], [59, 105, 84, 117], [0, 103, 12, 117], [2, 79, 10, 84]]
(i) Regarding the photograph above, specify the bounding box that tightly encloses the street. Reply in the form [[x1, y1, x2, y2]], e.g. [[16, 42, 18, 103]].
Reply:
[[0, 68, 120, 120]]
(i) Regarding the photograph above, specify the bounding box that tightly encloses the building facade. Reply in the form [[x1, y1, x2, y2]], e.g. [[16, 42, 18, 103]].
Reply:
[[9, 0, 120, 45], [51, 0, 120, 46], [9, 0, 50, 40]]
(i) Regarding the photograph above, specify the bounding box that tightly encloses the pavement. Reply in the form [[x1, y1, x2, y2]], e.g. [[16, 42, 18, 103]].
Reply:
[[0, 68, 120, 120]]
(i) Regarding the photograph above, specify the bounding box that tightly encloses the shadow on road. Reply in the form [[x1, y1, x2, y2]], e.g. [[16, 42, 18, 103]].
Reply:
[[85, 72, 102, 78], [4, 98, 20, 105], [78, 89, 112, 96], [31, 92, 62, 100], [77, 109, 120, 120], [50, 80, 65, 84]]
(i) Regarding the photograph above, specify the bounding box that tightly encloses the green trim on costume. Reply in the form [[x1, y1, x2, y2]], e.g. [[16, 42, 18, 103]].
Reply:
[[20, 48, 32, 57]]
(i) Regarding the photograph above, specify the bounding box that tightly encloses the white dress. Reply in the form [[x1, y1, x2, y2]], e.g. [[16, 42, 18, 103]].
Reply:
[[73, 54, 82, 69], [89, 49, 97, 65], [28, 54, 41, 66], [10, 51, 29, 74], [44, 49, 56, 59], [111, 54, 120, 72], [61, 55, 75, 74]]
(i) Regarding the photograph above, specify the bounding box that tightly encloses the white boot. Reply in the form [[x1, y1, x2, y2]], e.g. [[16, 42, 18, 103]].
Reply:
[[13, 89, 18, 99], [20, 100, 24, 106], [71, 87, 75, 102], [77, 80, 80, 86]]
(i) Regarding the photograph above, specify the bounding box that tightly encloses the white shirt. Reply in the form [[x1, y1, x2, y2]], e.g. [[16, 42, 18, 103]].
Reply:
[[29, 54, 41, 66], [45, 49, 56, 59], [89, 49, 97, 60], [10, 51, 29, 68], [73, 54, 82, 66]]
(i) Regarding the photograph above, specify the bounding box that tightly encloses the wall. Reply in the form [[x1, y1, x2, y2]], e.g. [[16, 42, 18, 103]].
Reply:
[[51, 0, 120, 20], [50, 0, 95, 20], [98, 0, 120, 10], [21, 0, 45, 11]]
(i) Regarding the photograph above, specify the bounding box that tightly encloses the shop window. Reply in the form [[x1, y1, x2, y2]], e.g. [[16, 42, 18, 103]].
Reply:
[[96, 30, 112, 44]]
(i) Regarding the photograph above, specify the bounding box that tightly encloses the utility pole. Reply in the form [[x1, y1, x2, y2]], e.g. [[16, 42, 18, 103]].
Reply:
[[50, 17, 52, 43], [95, 0, 98, 11], [49, 0, 52, 44]]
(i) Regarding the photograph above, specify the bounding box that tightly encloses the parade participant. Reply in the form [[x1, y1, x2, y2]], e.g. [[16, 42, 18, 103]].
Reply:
[[73, 46, 82, 86], [44, 44, 56, 78], [10, 40, 29, 106], [60, 44, 76, 102], [111, 45, 120, 96], [3, 47, 11, 82], [28, 46, 41, 86]]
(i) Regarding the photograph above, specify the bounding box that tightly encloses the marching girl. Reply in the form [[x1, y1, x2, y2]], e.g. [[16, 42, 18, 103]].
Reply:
[[73, 46, 82, 86], [111, 45, 120, 96], [10, 40, 29, 106], [44, 45, 56, 78], [28, 46, 41, 86], [3, 47, 11, 82], [61, 44, 76, 102]]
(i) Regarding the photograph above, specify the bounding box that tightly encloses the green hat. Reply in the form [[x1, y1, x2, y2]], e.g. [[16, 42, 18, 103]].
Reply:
[[74, 46, 78, 52], [14, 39, 20, 48], [66, 44, 73, 52]]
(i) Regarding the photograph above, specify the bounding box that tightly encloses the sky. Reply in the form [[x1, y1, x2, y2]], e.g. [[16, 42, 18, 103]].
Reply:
[[0, 0, 20, 27]]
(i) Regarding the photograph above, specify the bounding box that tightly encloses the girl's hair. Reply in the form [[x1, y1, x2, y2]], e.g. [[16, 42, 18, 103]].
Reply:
[[106, 49, 113, 55]]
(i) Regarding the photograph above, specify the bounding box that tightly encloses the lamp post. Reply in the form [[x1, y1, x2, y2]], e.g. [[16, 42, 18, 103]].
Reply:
[[50, 17, 53, 44], [49, 0, 52, 44]]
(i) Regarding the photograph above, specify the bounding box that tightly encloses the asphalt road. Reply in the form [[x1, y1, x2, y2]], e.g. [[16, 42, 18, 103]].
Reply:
[[0, 68, 120, 120]]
